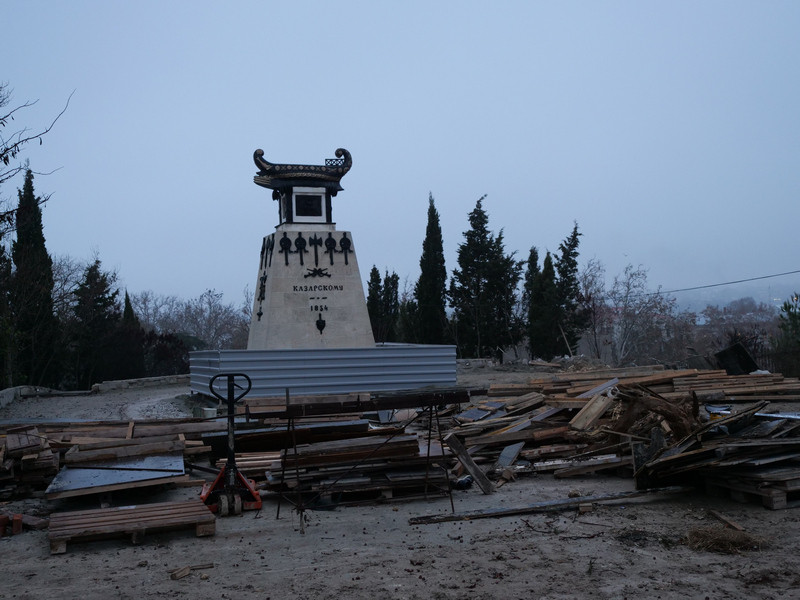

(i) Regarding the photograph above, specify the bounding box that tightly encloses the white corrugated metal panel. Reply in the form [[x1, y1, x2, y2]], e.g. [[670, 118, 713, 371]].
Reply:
[[189, 344, 456, 398]]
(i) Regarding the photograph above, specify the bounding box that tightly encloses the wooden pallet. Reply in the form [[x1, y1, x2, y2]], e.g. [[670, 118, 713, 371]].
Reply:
[[705, 477, 800, 510], [48, 499, 215, 554]]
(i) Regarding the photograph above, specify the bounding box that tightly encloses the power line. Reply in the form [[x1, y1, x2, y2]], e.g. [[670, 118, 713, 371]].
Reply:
[[661, 269, 800, 295]]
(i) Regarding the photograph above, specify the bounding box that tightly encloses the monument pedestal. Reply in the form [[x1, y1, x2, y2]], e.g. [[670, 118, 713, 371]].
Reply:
[[247, 224, 374, 350]]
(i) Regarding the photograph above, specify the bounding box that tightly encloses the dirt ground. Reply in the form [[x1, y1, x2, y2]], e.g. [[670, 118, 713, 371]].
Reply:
[[1, 365, 799, 600]]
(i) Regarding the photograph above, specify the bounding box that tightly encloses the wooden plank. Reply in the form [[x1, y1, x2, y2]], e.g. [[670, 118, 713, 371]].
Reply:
[[569, 393, 616, 431], [170, 566, 192, 580], [64, 441, 185, 464], [66, 434, 182, 451], [553, 455, 632, 478], [467, 425, 571, 447], [443, 433, 494, 494], [708, 509, 745, 531], [408, 486, 690, 524], [576, 378, 619, 399], [545, 398, 590, 409], [504, 391, 546, 409]]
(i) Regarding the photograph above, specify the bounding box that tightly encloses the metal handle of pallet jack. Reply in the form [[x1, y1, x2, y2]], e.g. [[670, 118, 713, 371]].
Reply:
[[208, 372, 252, 403]]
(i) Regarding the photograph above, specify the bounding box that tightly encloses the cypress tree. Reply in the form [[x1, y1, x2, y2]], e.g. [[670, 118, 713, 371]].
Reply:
[[527, 252, 562, 359], [449, 196, 523, 359], [115, 290, 145, 380], [522, 246, 540, 323], [554, 222, 587, 353], [522, 245, 540, 354], [10, 170, 60, 386], [122, 290, 139, 326], [0, 245, 13, 387], [366, 267, 400, 343], [70, 259, 121, 388], [414, 193, 448, 344], [366, 265, 382, 342], [380, 270, 400, 343]]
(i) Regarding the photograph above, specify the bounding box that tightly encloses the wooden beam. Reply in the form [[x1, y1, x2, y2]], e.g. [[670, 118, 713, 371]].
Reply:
[[63, 440, 185, 464], [443, 433, 495, 494], [408, 486, 691, 524]]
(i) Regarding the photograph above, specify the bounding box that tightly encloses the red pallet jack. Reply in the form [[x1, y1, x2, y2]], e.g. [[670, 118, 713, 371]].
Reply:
[[200, 373, 262, 516]]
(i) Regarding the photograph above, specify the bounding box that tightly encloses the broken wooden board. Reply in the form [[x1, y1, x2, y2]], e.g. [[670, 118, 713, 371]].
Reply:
[[443, 433, 494, 494], [4, 426, 43, 457], [569, 393, 616, 431], [48, 499, 215, 554]]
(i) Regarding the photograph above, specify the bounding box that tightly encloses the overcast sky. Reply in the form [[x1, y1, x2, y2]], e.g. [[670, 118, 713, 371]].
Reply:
[[5, 2, 800, 310]]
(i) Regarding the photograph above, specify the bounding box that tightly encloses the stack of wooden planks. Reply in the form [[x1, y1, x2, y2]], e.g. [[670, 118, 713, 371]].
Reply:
[[0, 418, 223, 499], [0, 426, 59, 496], [265, 434, 450, 504], [486, 367, 800, 404]]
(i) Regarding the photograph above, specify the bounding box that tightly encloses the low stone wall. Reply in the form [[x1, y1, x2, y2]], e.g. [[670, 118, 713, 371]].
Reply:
[[90, 374, 190, 394], [0, 387, 23, 410]]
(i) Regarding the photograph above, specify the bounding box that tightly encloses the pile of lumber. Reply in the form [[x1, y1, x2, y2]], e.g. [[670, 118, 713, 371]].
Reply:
[[634, 401, 800, 509], [0, 418, 224, 499], [447, 367, 800, 510], [264, 434, 450, 504], [487, 367, 800, 404], [3, 367, 799, 510], [446, 387, 641, 486], [0, 426, 59, 496]]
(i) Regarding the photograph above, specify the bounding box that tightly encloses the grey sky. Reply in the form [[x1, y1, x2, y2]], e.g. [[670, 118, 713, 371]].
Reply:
[[6, 2, 800, 309]]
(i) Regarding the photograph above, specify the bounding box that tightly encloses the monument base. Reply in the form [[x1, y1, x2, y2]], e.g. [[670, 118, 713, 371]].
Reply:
[[247, 225, 375, 350]]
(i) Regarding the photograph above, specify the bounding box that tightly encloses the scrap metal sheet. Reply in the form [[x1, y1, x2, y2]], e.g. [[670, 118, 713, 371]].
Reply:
[[45, 453, 185, 498]]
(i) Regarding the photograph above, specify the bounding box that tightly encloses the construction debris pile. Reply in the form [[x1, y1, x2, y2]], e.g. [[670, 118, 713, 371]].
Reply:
[[2, 365, 800, 546], [1, 418, 224, 500], [447, 366, 800, 509]]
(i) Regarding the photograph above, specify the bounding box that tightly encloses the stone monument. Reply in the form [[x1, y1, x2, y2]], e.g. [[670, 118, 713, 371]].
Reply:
[[246, 148, 375, 350]]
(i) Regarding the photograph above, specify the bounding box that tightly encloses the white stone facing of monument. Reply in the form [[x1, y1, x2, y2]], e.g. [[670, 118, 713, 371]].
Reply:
[[246, 149, 376, 350]]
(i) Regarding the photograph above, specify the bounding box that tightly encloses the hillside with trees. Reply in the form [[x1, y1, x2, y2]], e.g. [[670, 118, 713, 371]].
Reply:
[[368, 192, 798, 376], [3, 84, 798, 388]]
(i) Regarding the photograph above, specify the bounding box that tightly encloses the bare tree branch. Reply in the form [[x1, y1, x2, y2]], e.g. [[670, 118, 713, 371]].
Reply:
[[0, 87, 74, 185]]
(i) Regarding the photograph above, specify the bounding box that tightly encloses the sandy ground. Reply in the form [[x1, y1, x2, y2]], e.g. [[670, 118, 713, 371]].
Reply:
[[1, 367, 799, 599]]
